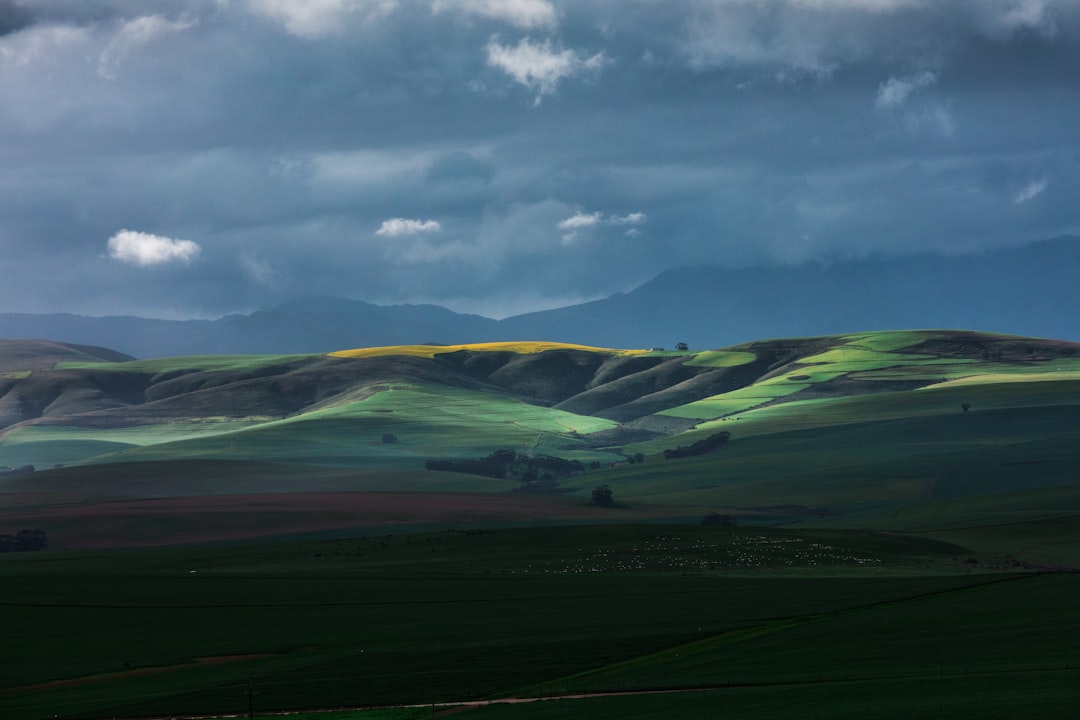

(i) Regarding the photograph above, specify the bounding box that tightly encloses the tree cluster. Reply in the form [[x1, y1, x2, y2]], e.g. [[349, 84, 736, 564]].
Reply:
[[701, 512, 737, 527], [425, 450, 585, 484], [663, 431, 731, 459], [591, 484, 614, 506], [0, 529, 47, 553]]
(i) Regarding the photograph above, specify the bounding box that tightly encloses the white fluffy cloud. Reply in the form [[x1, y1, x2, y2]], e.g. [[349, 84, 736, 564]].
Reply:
[[612, 212, 647, 226], [486, 38, 607, 103], [107, 230, 201, 267], [375, 218, 443, 236], [435, 0, 557, 29], [1014, 179, 1048, 204], [556, 211, 602, 231], [875, 71, 938, 109], [557, 210, 647, 243]]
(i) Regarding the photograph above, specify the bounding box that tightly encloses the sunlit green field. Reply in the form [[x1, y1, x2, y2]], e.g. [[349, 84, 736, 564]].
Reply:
[[0, 381, 619, 468]]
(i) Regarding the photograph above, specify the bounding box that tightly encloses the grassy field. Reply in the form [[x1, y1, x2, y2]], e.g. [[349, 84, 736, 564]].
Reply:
[[55, 353, 317, 373], [6, 523, 1074, 720], [609, 369, 1080, 528], [3, 330, 1079, 547], [0, 380, 621, 469]]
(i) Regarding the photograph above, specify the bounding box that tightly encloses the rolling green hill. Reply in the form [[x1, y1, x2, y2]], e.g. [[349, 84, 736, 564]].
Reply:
[[2, 330, 1079, 547]]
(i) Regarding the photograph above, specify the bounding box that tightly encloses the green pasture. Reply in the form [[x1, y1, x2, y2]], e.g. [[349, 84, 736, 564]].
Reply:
[[840, 329, 940, 351], [659, 379, 814, 420], [55, 353, 316, 373], [455, 669, 1080, 720], [0, 420, 265, 467], [93, 382, 618, 467], [597, 386, 1080, 529], [923, 514, 1080, 567], [0, 381, 622, 469], [519, 573, 1079, 696], [634, 375, 1080, 451], [1, 460, 507, 500], [658, 330, 1080, 426], [684, 350, 757, 368], [8, 329, 1080, 491], [657, 332, 968, 423], [3, 523, 1076, 720]]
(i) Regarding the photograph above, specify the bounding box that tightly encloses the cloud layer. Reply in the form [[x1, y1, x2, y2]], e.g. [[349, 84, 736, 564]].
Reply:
[[0, 0, 1078, 319]]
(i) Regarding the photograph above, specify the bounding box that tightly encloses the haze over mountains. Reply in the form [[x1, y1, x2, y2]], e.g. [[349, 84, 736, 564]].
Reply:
[[3, 236, 1077, 357]]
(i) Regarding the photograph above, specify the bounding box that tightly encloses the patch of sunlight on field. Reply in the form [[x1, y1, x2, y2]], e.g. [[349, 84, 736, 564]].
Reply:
[[800, 346, 933, 366], [684, 350, 757, 368], [856, 358, 1080, 383], [919, 371, 1080, 389], [659, 397, 769, 419], [664, 377, 1080, 449], [0, 421, 271, 467], [840, 330, 942, 352], [286, 382, 618, 435], [0, 421, 266, 447], [328, 341, 647, 360], [155, 382, 621, 464], [797, 336, 984, 374], [660, 381, 812, 420]]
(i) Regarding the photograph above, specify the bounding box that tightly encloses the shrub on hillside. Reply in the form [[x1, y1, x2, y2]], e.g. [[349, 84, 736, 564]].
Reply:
[[424, 450, 584, 482], [0, 529, 47, 552], [591, 484, 614, 507], [424, 449, 518, 478]]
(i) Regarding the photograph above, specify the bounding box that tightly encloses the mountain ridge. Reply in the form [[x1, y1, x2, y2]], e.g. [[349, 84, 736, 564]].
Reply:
[[2, 235, 1078, 357]]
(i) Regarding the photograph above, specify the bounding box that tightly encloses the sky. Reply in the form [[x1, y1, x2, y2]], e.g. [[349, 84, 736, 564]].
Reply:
[[1, 0, 1078, 320]]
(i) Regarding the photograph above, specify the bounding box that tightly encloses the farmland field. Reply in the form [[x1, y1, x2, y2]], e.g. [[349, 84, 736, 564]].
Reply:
[[4, 524, 1077, 720], [2, 331, 1079, 719]]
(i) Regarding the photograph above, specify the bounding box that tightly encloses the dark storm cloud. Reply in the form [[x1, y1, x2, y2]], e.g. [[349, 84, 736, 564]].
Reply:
[[0, 1, 32, 36], [1, 0, 1078, 319]]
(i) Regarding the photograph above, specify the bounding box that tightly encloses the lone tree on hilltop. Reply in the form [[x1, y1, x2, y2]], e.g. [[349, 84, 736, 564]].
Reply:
[[591, 484, 614, 507]]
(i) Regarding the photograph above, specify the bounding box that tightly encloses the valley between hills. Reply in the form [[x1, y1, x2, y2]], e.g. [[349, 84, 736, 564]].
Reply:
[[2, 329, 1079, 719]]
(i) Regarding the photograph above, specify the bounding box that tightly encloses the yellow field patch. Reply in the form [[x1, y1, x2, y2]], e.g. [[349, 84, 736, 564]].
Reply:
[[329, 341, 648, 360]]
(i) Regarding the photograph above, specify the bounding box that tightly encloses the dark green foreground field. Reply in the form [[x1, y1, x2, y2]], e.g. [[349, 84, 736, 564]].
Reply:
[[2, 524, 1079, 720]]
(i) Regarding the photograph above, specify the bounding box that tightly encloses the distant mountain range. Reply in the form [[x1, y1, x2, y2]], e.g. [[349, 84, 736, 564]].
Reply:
[[3, 235, 1078, 357]]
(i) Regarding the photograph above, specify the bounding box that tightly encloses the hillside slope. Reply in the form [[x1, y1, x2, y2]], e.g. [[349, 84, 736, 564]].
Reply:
[[2, 331, 1079, 540]]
